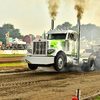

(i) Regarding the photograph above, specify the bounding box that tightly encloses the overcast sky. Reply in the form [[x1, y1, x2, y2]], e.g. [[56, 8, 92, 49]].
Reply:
[[0, 0, 100, 36]]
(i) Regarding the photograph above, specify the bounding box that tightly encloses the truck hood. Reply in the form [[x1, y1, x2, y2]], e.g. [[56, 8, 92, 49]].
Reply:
[[48, 40, 65, 49]]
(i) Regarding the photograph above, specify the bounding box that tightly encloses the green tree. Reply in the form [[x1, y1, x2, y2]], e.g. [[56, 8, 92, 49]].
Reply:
[[72, 23, 100, 41], [0, 23, 24, 39], [56, 22, 72, 30]]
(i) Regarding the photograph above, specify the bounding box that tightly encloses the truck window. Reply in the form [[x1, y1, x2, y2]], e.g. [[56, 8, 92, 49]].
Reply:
[[68, 33, 74, 40], [47, 34, 66, 40]]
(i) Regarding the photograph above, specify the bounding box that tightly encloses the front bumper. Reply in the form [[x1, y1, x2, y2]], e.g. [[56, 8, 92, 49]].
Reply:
[[25, 56, 54, 65]]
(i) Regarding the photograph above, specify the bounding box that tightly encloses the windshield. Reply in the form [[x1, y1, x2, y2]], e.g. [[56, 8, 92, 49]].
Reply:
[[47, 34, 66, 40]]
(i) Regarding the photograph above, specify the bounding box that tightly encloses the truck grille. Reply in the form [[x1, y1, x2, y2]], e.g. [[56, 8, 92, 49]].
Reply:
[[33, 41, 47, 55]]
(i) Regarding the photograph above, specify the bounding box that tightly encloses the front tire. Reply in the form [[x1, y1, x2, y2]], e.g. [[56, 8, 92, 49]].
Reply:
[[28, 64, 38, 70], [54, 52, 67, 72]]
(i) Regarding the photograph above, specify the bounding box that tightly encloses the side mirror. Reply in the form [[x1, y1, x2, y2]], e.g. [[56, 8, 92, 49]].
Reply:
[[74, 33, 77, 41], [46, 34, 48, 38]]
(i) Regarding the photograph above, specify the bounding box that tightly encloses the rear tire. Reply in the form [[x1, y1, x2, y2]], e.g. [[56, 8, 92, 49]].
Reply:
[[54, 52, 67, 72], [87, 55, 96, 71], [82, 55, 96, 72], [28, 64, 38, 70]]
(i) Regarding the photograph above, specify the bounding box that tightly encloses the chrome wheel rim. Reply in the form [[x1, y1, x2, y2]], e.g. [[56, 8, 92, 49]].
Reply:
[[58, 58, 63, 69]]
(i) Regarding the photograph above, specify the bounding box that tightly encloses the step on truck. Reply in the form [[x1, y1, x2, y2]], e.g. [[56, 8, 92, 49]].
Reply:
[[25, 18, 96, 72]]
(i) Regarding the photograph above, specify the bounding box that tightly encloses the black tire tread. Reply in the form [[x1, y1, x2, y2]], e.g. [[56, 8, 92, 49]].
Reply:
[[28, 64, 38, 70]]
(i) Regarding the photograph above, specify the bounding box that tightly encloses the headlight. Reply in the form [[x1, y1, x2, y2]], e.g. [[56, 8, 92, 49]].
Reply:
[[27, 49, 32, 53], [47, 49, 55, 54]]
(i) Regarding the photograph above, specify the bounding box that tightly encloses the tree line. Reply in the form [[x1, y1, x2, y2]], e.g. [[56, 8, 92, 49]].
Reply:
[[0, 24, 36, 40], [0, 23, 100, 42]]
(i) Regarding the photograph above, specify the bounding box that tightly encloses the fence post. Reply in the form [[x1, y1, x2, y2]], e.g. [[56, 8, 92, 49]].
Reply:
[[76, 89, 81, 100]]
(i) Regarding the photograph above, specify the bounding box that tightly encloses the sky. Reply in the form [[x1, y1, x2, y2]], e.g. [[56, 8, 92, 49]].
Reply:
[[0, 0, 100, 37]]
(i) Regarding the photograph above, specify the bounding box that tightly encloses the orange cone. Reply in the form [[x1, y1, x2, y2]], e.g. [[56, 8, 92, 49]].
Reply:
[[72, 94, 78, 100]]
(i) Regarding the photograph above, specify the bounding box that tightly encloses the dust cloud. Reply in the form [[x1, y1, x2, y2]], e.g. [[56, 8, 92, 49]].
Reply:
[[46, 0, 60, 20]]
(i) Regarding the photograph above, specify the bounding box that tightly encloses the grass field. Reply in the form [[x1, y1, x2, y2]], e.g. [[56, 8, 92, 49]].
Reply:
[[95, 96, 100, 100], [0, 54, 26, 58], [0, 62, 27, 67], [0, 54, 27, 67]]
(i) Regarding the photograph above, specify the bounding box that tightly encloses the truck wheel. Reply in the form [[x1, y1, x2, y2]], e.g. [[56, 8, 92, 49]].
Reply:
[[95, 57, 100, 70], [54, 52, 67, 72], [85, 55, 95, 72], [28, 64, 38, 70]]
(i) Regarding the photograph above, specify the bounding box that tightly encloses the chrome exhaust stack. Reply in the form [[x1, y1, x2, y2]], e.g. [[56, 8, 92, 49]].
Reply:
[[51, 19, 54, 30], [77, 18, 80, 64]]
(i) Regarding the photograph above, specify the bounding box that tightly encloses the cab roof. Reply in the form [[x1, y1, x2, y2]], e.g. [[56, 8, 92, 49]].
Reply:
[[47, 29, 77, 34]]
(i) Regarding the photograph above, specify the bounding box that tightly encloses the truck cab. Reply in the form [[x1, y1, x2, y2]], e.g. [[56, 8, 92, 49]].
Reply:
[[25, 28, 96, 72]]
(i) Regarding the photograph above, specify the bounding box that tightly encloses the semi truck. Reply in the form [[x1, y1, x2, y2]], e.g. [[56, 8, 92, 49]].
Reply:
[[25, 18, 96, 72]]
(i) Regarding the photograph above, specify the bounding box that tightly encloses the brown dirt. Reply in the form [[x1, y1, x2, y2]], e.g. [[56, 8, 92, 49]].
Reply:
[[0, 56, 28, 72], [0, 57, 100, 100], [0, 65, 30, 72], [0, 69, 100, 100], [0, 57, 25, 63]]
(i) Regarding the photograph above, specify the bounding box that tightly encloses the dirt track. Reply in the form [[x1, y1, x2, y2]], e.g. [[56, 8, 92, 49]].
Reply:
[[0, 57, 100, 100], [0, 57, 25, 63], [0, 69, 100, 100]]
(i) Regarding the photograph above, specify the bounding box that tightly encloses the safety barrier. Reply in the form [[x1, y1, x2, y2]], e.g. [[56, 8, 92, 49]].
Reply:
[[0, 50, 27, 54], [72, 89, 100, 100]]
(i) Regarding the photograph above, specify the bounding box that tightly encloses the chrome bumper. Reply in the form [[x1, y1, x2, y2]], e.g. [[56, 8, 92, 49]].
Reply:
[[25, 56, 54, 65]]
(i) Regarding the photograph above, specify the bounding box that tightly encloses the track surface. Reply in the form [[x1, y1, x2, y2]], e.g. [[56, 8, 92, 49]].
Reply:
[[0, 70, 100, 100], [0, 57, 25, 63]]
